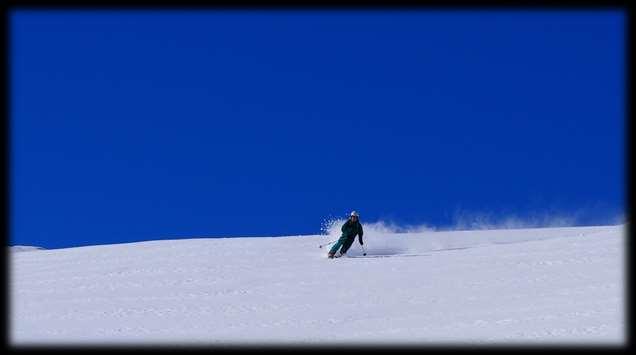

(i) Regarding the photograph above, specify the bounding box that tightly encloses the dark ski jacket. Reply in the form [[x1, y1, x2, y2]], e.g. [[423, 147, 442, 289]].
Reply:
[[341, 219, 364, 244]]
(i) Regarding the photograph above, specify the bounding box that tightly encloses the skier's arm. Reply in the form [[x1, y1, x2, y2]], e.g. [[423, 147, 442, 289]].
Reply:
[[358, 224, 364, 245], [341, 222, 346, 233]]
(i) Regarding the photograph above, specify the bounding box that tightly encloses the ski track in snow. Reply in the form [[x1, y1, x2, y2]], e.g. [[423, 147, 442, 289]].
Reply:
[[10, 225, 625, 345]]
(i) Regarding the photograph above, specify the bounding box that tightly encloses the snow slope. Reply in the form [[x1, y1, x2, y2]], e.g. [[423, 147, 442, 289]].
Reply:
[[10, 224, 625, 345], [10, 246, 45, 253]]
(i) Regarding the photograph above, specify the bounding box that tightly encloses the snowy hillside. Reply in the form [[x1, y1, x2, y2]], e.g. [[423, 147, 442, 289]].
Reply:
[[10, 246, 45, 253], [10, 224, 625, 345]]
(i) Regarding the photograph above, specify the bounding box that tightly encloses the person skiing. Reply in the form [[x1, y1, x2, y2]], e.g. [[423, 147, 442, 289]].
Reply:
[[328, 211, 364, 258]]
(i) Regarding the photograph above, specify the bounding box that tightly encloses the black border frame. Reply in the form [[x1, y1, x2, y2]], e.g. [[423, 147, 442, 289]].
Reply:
[[2, 1, 631, 352]]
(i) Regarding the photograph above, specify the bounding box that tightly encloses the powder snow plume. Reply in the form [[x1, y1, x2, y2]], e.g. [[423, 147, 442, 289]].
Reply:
[[318, 214, 622, 257], [320, 217, 435, 255]]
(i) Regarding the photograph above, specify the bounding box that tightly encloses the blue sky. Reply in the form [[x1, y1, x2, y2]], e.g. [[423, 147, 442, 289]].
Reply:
[[11, 10, 625, 249]]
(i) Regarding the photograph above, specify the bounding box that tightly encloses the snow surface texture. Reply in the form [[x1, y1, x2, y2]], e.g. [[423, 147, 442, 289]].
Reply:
[[10, 225, 625, 345], [10, 246, 46, 253]]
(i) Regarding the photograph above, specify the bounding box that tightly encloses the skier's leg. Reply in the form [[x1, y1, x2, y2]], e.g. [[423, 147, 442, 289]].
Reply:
[[328, 235, 348, 256], [339, 237, 355, 254]]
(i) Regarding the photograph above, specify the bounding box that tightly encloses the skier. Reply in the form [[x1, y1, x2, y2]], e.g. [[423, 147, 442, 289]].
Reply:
[[328, 211, 364, 258]]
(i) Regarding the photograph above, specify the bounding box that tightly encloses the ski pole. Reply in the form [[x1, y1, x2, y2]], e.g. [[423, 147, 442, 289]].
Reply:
[[319, 239, 337, 249], [361, 243, 367, 256]]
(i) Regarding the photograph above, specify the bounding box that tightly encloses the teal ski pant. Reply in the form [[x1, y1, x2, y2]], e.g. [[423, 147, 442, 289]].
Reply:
[[329, 235, 356, 255]]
